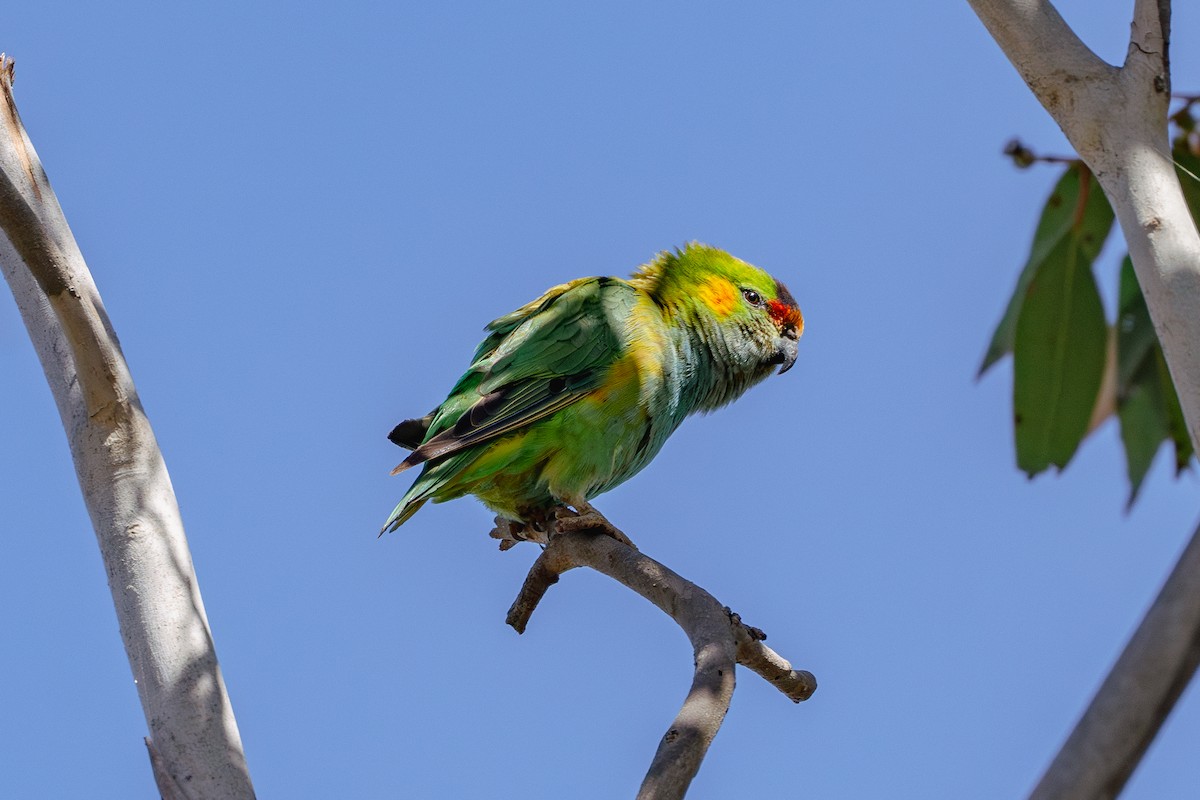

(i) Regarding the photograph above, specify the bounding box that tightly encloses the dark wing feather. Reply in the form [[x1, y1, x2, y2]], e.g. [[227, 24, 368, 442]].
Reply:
[[390, 277, 634, 475], [387, 411, 435, 450]]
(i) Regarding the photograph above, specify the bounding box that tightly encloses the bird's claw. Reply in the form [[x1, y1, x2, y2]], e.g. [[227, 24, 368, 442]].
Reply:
[[552, 502, 638, 550], [489, 516, 550, 550], [489, 503, 636, 551]]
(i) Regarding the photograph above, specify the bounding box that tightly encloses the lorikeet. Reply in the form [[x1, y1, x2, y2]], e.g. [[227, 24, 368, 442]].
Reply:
[[382, 243, 803, 544]]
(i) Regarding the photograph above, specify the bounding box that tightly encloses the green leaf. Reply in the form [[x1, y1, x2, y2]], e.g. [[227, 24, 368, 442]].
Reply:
[[1155, 348, 1195, 474], [1011, 169, 1111, 476], [979, 163, 1115, 376], [1118, 374, 1167, 509], [1116, 256, 1158, 392], [1114, 257, 1194, 506]]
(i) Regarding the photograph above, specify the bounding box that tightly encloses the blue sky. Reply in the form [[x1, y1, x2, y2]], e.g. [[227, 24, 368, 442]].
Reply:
[[3, 2, 1199, 797]]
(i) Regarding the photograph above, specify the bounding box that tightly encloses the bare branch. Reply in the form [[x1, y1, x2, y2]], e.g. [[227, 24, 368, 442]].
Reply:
[[507, 531, 815, 799], [730, 613, 818, 704], [505, 542, 568, 634], [964, 0, 1115, 125], [1030, 519, 1200, 800], [1128, 0, 1170, 85], [0, 57, 128, 420], [0, 56, 255, 797], [146, 738, 195, 800]]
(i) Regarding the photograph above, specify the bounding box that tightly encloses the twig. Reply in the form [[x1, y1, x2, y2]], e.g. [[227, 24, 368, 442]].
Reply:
[[1002, 138, 1078, 169], [729, 611, 817, 704], [505, 544, 567, 633], [506, 531, 815, 799]]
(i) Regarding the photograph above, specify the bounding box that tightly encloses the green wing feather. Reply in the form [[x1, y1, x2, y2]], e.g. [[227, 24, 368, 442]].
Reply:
[[382, 277, 635, 532]]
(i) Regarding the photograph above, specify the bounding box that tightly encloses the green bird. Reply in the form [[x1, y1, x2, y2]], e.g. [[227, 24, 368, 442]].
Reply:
[[382, 243, 803, 545]]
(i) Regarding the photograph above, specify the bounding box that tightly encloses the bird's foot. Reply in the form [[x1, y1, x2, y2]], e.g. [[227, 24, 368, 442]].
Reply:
[[489, 515, 551, 551], [552, 500, 638, 550]]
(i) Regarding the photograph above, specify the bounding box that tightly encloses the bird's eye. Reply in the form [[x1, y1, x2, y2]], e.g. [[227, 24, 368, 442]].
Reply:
[[741, 288, 764, 308]]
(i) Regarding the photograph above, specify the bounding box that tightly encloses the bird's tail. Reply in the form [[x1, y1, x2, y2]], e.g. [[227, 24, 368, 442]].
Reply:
[[381, 411, 438, 533], [379, 496, 427, 536], [381, 445, 472, 536]]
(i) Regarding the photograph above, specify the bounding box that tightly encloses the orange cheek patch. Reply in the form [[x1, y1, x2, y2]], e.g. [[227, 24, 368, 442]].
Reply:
[[696, 278, 738, 316]]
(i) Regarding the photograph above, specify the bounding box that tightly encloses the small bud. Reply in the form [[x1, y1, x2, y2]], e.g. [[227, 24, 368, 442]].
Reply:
[[1003, 138, 1037, 169]]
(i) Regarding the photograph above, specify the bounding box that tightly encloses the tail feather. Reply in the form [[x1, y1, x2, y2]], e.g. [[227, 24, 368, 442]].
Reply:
[[382, 450, 477, 534], [379, 497, 428, 535], [389, 456, 418, 477]]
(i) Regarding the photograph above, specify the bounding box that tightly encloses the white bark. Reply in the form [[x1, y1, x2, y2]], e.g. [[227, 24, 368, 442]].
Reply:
[[968, 0, 1200, 452], [966, 2, 1200, 798], [1029, 518, 1200, 800], [0, 57, 255, 797]]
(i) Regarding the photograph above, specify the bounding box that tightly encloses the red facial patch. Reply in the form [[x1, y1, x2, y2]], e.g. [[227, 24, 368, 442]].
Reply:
[[767, 279, 804, 335]]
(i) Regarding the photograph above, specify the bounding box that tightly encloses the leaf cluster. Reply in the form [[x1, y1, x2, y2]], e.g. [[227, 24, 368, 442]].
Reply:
[[980, 106, 1200, 507]]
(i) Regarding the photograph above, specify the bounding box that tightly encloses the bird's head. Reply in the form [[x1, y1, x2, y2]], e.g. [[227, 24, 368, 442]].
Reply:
[[631, 243, 804, 386]]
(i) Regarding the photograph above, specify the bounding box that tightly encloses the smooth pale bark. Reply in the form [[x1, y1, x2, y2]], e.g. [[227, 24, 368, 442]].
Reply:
[[965, 3, 1200, 798], [505, 530, 816, 800], [1030, 520, 1200, 800], [0, 57, 255, 797], [967, 0, 1200, 451]]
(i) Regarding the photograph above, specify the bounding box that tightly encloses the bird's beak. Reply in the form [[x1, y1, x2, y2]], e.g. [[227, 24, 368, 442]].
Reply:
[[772, 317, 801, 374], [775, 336, 799, 374]]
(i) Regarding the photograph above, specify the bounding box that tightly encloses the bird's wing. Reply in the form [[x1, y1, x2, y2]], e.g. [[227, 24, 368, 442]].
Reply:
[[467, 278, 581, 362], [386, 411, 435, 450], [391, 277, 636, 475]]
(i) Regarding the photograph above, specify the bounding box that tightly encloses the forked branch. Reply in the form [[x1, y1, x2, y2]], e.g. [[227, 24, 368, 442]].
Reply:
[[506, 530, 815, 800], [966, 1, 1200, 798], [967, 0, 1200, 452]]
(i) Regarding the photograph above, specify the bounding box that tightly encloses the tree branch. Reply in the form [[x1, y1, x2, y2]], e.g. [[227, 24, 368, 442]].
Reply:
[[1029, 519, 1200, 800], [966, 0, 1200, 454], [964, 0, 1115, 123], [967, 2, 1200, 797], [0, 55, 255, 797], [1128, 0, 1170, 86], [506, 531, 815, 799]]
